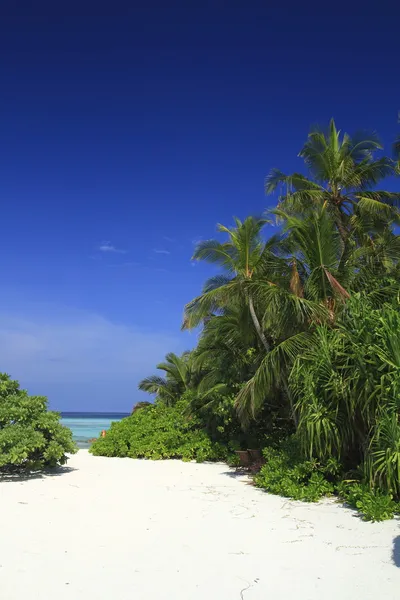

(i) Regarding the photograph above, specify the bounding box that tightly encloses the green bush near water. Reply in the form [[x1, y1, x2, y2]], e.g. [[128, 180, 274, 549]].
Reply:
[[90, 398, 235, 462], [0, 373, 77, 471]]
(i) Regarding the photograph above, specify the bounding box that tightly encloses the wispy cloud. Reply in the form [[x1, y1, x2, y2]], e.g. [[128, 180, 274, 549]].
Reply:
[[191, 236, 203, 246], [98, 241, 126, 254], [163, 236, 175, 243], [0, 304, 183, 390], [153, 249, 170, 255]]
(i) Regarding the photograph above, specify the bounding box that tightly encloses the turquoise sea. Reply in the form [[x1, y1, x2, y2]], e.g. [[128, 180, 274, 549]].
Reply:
[[61, 412, 129, 448]]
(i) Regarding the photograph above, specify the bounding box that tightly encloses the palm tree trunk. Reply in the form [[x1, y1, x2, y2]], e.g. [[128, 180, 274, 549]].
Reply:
[[248, 293, 270, 352], [282, 378, 298, 427], [337, 219, 349, 243], [335, 206, 350, 243]]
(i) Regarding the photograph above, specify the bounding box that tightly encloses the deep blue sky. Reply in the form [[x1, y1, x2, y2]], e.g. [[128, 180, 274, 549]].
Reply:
[[0, 3, 399, 410]]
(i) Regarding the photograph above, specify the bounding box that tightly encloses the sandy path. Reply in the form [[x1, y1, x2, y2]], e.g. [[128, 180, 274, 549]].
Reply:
[[0, 450, 399, 599]]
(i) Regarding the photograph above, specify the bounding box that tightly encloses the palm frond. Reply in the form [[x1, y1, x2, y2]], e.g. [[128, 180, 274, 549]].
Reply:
[[192, 240, 237, 271], [138, 375, 168, 393], [235, 332, 312, 426], [182, 282, 238, 329], [202, 274, 233, 293]]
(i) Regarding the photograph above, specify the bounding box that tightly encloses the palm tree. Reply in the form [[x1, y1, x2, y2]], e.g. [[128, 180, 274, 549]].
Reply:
[[192, 306, 261, 396], [138, 352, 192, 406], [183, 308, 263, 445], [274, 202, 351, 304], [236, 201, 400, 427], [235, 203, 361, 425], [265, 119, 399, 241], [183, 216, 274, 351]]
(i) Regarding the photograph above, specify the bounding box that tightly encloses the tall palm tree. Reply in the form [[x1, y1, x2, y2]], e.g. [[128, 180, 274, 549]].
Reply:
[[236, 202, 400, 427], [235, 204, 361, 425], [265, 119, 399, 240], [192, 306, 261, 396], [273, 202, 351, 305], [183, 216, 274, 351], [138, 352, 192, 406], [186, 308, 263, 445]]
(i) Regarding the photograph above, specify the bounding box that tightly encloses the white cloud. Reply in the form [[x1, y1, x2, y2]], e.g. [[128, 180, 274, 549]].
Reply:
[[153, 249, 170, 255], [98, 241, 126, 254], [163, 236, 175, 243], [0, 307, 183, 386]]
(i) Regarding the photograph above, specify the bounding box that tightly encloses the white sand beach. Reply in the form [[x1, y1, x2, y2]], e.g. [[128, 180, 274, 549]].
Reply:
[[0, 450, 399, 599]]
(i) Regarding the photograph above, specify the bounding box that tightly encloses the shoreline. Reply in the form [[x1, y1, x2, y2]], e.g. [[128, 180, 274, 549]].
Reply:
[[1, 450, 399, 599]]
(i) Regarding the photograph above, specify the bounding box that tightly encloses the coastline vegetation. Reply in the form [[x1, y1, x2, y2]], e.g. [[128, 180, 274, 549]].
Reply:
[[94, 119, 400, 519], [0, 373, 76, 472]]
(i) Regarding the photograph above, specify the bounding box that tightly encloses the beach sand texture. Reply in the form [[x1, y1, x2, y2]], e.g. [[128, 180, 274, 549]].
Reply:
[[0, 450, 399, 599]]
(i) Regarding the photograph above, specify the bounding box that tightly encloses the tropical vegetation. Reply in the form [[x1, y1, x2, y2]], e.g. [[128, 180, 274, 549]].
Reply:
[[90, 398, 233, 462], [138, 352, 192, 406], [0, 373, 76, 471], [91, 119, 400, 520]]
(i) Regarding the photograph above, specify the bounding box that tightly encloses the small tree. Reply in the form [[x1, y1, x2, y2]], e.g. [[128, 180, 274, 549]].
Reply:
[[0, 373, 76, 471]]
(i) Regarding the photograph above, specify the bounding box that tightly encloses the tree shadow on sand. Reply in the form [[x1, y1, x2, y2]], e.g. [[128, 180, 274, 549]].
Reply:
[[221, 468, 250, 479], [0, 465, 77, 483], [393, 536, 400, 567]]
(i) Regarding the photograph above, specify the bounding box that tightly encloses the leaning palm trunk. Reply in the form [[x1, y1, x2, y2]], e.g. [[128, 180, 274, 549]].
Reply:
[[247, 292, 270, 352], [282, 378, 298, 427], [334, 209, 350, 243]]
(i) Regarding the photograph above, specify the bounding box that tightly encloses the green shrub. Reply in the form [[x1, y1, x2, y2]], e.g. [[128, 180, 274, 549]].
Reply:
[[0, 373, 77, 471], [90, 399, 234, 462], [254, 438, 336, 502], [255, 437, 400, 520], [337, 481, 400, 522], [290, 297, 400, 499]]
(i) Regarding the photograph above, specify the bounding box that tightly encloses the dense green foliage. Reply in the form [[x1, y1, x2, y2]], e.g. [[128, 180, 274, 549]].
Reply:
[[0, 374, 76, 471], [254, 438, 336, 502], [95, 119, 400, 520], [91, 398, 235, 462], [254, 439, 400, 521], [132, 401, 152, 413], [291, 296, 400, 496], [337, 482, 399, 522], [138, 352, 192, 406]]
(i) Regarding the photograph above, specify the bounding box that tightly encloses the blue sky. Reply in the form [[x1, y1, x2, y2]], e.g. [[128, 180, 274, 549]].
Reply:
[[0, 4, 399, 410]]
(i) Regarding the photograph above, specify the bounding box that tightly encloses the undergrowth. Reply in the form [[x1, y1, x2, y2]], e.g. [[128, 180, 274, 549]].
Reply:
[[254, 437, 400, 521], [90, 399, 234, 462]]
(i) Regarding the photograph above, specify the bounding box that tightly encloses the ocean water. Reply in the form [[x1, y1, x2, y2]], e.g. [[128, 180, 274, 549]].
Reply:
[[61, 412, 129, 448]]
